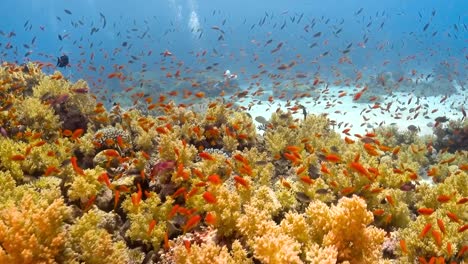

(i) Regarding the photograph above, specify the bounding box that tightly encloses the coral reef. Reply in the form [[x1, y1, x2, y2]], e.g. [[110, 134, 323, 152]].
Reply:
[[0, 63, 467, 263]]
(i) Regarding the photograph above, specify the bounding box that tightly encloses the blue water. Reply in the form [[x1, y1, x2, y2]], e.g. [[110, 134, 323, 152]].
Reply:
[[1, 0, 466, 106]]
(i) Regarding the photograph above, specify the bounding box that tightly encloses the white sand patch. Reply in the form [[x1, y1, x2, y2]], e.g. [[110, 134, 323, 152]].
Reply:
[[238, 85, 465, 137]]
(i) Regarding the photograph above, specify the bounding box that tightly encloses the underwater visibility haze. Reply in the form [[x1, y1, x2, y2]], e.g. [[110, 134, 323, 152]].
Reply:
[[0, 0, 467, 263]]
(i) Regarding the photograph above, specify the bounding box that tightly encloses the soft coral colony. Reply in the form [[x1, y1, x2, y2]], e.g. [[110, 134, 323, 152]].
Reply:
[[0, 62, 466, 264]]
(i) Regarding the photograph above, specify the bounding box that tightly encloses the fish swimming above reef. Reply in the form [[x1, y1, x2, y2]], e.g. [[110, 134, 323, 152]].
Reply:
[[56, 55, 69, 68]]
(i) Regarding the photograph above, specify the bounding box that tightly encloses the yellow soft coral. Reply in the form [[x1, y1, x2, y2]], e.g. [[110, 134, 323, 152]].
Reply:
[[253, 232, 303, 264], [0, 194, 69, 264], [322, 196, 385, 263], [68, 209, 135, 264]]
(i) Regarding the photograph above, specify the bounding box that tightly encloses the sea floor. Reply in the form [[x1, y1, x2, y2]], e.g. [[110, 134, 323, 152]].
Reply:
[[242, 84, 465, 137]]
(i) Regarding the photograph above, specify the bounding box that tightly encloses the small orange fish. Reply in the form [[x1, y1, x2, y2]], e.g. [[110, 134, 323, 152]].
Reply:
[[10, 154, 26, 161], [419, 223, 432, 238], [202, 191, 217, 204], [300, 176, 314, 185], [431, 230, 442, 247], [194, 92, 205, 98], [183, 240, 191, 253], [187, 187, 200, 199], [344, 137, 355, 144], [446, 212, 460, 223], [285, 145, 301, 152], [70, 156, 85, 175], [436, 219, 446, 234], [457, 197, 468, 204], [97, 172, 112, 188], [447, 242, 452, 256], [436, 194, 451, 203], [172, 187, 187, 199], [417, 208, 435, 215], [386, 195, 395, 206], [103, 149, 120, 158], [324, 154, 341, 163], [164, 232, 170, 250], [44, 165, 61, 176], [84, 195, 96, 211], [233, 175, 250, 189], [207, 174, 222, 185], [349, 162, 370, 178], [280, 177, 291, 189], [459, 224, 468, 233], [392, 146, 401, 155], [147, 219, 157, 235], [400, 239, 408, 254], [71, 128, 84, 140], [341, 186, 355, 196], [205, 212, 217, 225], [372, 209, 385, 216], [114, 190, 120, 210], [199, 152, 215, 161], [183, 214, 201, 233]]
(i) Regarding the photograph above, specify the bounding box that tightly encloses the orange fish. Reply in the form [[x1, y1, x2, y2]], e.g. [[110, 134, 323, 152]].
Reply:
[[114, 190, 120, 210], [147, 219, 157, 235], [349, 162, 370, 178], [70, 156, 85, 175], [84, 195, 96, 211], [459, 224, 468, 233], [183, 214, 201, 233], [417, 208, 435, 215], [172, 187, 187, 199], [71, 128, 84, 140], [164, 232, 170, 250], [10, 154, 26, 161], [436, 194, 451, 203], [199, 152, 215, 161], [400, 239, 408, 254], [183, 240, 191, 253], [419, 223, 432, 238], [233, 175, 250, 189], [344, 137, 355, 144], [436, 219, 446, 234], [386, 195, 395, 206], [341, 186, 355, 196], [202, 191, 217, 204], [194, 92, 205, 98], [373, 209, 385, 216], [207, 174, 222, 185], [324, 154, 341, 163], [44, 165, 61, 176], [431, 230, 442, 247], [446, 212, 460, 223], [205, 212, 217, 225], [300, 176, 314, 185]]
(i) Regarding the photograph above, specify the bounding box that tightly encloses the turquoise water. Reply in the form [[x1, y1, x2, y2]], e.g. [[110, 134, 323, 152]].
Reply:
[[1, 0, 466, 108]]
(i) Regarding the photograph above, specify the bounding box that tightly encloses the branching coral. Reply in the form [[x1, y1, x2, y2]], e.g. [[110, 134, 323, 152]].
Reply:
[[306, 196, 386, 263], [68, 208, 136, 264], [172, 240, 252, 264], [0, 194, 69, 264]]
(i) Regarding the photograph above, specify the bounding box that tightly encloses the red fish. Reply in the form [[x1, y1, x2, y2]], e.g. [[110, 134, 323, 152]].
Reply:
[[202, 191, 217, 204], [183, 214, 201, 233]]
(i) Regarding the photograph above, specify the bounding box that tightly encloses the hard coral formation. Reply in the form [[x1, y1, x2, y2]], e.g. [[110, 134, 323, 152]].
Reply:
[[0, 63, 467, 263]]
